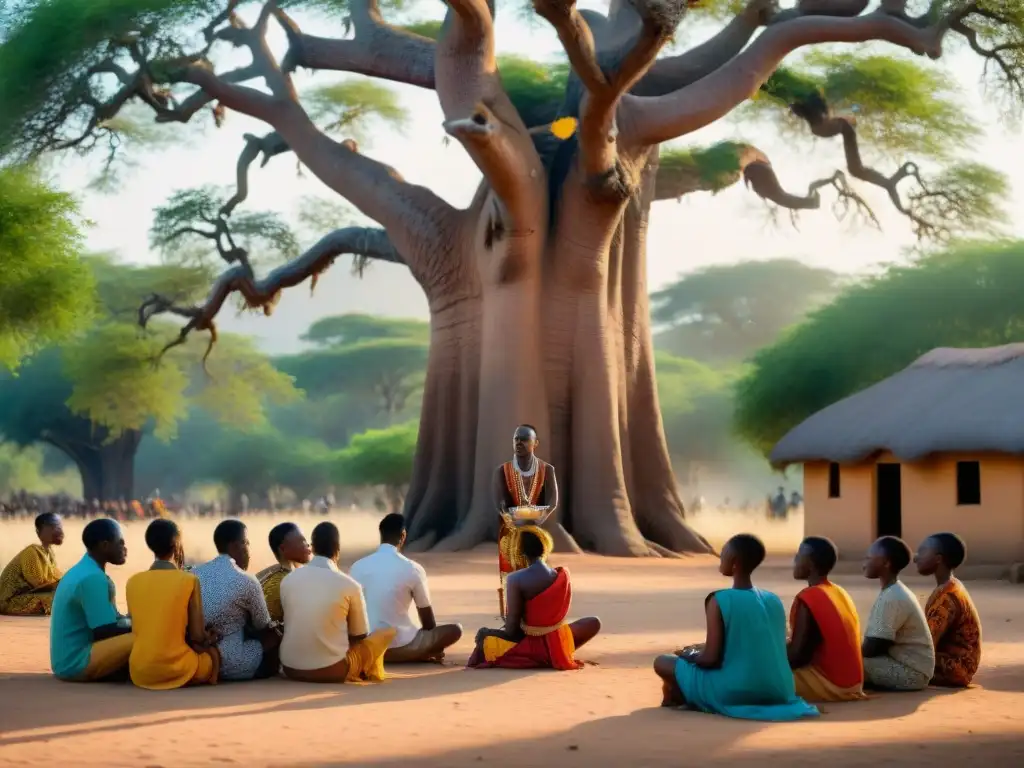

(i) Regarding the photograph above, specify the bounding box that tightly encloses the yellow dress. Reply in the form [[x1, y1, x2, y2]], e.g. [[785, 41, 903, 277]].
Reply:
[[125, 569, 219, 690], [0, 544, 62, 616]]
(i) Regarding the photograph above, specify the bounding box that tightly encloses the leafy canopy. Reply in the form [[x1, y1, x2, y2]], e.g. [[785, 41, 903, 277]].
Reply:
[[652, 259, 841, 363], [333, 421, 418, 489], [733, 240, 1024, 457], [0, 164, 95, 371]]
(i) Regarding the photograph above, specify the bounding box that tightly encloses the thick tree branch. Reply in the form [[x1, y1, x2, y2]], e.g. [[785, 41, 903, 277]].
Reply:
[[139, 227, 402, 368], [281, 0, 436, 89], [435, 1, 545, 229], [638, 0, 779, 96], [654, 143, 875, 229], [624, 8, 953, 146], [537, 0, 688, 180]]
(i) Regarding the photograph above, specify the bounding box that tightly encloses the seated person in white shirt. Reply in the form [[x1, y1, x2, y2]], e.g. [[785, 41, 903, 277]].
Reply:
[[279, 522, 395, 683], [350, 513, 463, 663]]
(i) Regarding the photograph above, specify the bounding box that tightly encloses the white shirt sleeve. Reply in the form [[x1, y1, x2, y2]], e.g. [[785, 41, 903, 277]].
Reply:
[[410, 563, 431, 609]]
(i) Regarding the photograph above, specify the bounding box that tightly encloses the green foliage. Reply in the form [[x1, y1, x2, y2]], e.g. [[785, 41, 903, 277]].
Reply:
[[303, 79, 407, 144], [150, 186, 300, 265], [300, 313, 429, 346], [660, 141, 745, 193], [278, 337, 428, 415], [398, 20, 442, 40], [0, 164, 95, 370], [653, 259, 841, 363], [749, 55, 978, 160], [734, 240, 1024, 456], [0, 443, 80, 495], [912, 162, 1010, 240], [655, 351, 737, 468], [499, 55, 569, 128], [199, 425, 333, 497], [333, 421, 418, 488]]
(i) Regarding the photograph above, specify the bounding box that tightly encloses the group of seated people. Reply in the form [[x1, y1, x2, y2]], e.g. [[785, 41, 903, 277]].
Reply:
[[653, 532, 982, 720], [4, 510, 598, 688], [1, 511, 981, 718]]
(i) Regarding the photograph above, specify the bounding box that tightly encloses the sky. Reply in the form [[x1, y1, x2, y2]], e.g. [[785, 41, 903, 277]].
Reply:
[[54, 1, 1024, 354]]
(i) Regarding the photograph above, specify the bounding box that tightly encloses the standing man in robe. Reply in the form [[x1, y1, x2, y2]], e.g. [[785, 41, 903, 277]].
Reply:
[[492, 425, 559, 616]]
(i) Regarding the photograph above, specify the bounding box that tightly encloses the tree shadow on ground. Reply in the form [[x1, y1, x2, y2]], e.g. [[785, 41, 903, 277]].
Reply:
[[318, 705, 1024, 767], [0, 665, 517, 743]]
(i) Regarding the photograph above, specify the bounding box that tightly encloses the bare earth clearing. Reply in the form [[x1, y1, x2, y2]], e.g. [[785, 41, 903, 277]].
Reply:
[[1, 513, 1021, 767]]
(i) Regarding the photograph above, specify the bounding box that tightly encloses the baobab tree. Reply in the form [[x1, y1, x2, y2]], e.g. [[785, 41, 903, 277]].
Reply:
[[1, 0, 1019, 554]]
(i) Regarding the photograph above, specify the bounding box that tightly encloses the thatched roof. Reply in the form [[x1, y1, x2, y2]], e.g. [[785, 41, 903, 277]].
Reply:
[[770, 344, 1024, 466]]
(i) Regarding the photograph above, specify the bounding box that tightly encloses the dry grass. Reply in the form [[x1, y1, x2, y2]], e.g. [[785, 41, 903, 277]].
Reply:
[[0, 508, 804, 571]]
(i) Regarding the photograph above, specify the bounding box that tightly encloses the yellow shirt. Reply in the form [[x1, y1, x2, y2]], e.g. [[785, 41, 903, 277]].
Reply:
[[126, 569, 203, 690], [0, 544, 62, 615]]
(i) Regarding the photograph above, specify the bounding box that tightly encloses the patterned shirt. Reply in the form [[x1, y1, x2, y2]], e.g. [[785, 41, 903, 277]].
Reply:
[[925, 577, 982, 686], [193, 555, 271, 680], [0, 544, 62, 615], [865, 580, 935, 679]]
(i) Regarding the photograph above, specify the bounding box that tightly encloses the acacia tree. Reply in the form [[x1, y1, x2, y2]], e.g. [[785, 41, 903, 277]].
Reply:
[[2, 0, 1020, 555], [734, 240, 1024, 456]]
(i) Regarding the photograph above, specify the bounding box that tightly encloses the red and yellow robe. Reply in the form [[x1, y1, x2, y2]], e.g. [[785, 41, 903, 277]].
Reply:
[[468, 567, 582, 671], [498, 461, 546, 575], [790, 581, 866, 701]]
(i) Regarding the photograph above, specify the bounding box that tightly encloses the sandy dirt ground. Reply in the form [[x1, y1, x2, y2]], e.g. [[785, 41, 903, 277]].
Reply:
[[1, 513, 1022, 767]]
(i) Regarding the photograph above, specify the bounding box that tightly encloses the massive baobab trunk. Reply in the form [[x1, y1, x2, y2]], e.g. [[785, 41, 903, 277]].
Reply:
[[46, 430, 142, 502], [118, 0, 988, 554]]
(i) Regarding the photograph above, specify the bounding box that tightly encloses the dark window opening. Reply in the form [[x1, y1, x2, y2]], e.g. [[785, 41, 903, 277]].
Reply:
[[956, 461, 981, 506], [876, 463, 902, 538], [827, 462, 841, 499]]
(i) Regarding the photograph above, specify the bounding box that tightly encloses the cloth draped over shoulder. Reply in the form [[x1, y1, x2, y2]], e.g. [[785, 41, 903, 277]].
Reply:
[[470, 567, 581, 671], [0, 544, 62, 616], [675, 588, 819, 721], [790, 582, 866, 702], [257, 565, 288, 624], [498, 461, 546, 575]]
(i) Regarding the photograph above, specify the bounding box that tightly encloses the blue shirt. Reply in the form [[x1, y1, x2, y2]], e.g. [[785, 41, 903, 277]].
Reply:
[[49, 555, 119, 679]]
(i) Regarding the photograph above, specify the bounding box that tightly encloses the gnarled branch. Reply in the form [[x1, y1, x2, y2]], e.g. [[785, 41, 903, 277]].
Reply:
[[624, 7, 953, 146], [281, 0, 436, 89], [654, 143, 876, 230], [637, 0, 779, 96], [139, 226, 402, 368]]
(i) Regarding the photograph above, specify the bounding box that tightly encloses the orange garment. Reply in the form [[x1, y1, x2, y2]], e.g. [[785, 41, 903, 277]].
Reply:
[[791, 581, 864, 690], [470, 567, 581, 671], [498, 462, 546, 574], [925, 578, 982, 687]]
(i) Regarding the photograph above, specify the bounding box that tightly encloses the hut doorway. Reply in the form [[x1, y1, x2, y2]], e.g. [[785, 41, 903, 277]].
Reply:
[[875, 462, 902, 538]]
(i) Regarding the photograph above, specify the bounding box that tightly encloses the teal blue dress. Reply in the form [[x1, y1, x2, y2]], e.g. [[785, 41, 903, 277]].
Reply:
[[675, 587, 820, 721]]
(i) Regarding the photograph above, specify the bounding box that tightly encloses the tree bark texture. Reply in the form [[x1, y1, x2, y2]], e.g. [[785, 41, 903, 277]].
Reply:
[[56, 430, 142, 503], [115, 0, 984, 555]]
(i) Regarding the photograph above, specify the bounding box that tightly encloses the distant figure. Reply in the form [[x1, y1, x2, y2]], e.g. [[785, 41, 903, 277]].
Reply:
[[193, 520, 281, 681], [789, 491, 803, 509], [50, 519, 133, 682], [915, 533, 982, 687], [861, 536, 935, 690], [257, 522, 313, 624], [653, 534, 819, 721], [350, 513, 462, 664], [0, 512, 65, 616], [770, 487, 788, 520], [239, 494, 249, 515], [280, 522, 395, 683], [787, 537, 865, 702], [126, 519, 220, 689]]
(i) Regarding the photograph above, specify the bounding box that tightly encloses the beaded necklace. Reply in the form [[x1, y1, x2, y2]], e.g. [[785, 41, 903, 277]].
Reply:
[[512, 454, 539, 506]]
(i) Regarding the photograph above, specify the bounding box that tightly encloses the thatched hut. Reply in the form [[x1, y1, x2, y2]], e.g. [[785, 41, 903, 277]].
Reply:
[[771, 344, 1024, 564]]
